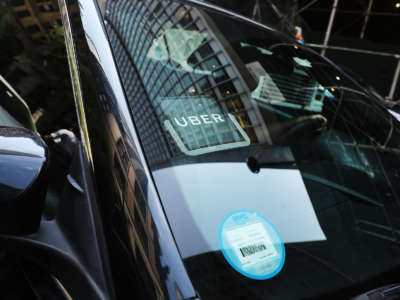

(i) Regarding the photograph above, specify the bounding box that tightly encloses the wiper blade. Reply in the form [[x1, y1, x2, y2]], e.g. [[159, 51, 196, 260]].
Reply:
[[302, 172, 382, 207], [246, 156, 382, 207], [352, 284, 400, 300]]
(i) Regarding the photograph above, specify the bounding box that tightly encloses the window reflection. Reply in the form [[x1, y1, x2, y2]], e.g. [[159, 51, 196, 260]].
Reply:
[[105, 0, 268, 166]]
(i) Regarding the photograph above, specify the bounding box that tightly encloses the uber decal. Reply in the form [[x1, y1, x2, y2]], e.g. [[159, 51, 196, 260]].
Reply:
[[160, 96, 250, 156], [173, 114, 225, 127]]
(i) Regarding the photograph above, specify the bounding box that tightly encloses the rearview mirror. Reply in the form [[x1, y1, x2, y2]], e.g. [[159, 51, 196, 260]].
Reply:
[[0, 126, 48, 234]]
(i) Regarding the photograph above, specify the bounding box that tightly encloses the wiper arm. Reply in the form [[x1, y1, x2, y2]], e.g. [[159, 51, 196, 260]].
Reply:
[[352, 284, 400, 300], [247, 156, 382, 207], [302, 173, 382, 207]]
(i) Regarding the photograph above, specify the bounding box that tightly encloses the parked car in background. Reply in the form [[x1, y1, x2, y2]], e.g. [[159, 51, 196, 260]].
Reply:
[[3, 0, 400, 299]]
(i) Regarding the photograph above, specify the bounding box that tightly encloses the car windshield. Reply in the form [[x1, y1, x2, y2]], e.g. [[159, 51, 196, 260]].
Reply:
[[103, 0, 400, 299]]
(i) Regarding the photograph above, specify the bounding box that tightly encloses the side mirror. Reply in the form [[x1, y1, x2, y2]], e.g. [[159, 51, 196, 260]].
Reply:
[[0, 126, 48, 234]]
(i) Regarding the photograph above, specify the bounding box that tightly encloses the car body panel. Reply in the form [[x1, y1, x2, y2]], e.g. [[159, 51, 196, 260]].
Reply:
[[59, 0, 198, 299]]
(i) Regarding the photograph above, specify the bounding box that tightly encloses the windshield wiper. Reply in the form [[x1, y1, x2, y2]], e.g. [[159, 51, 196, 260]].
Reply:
[[301, 172, 382, 207], [246, 155, 297, 172], [247, 157, 382, 207], [352, 284, 400, 300], [246, 147, 297, 172]]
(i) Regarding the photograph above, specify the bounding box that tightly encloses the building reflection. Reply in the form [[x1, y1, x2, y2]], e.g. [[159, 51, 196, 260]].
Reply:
[[83, 20, 168, 296], [106, 112, 165, 300], [104, 0, 274, 168], [0, 0, 78, 136], [7, 0, 77, 41]]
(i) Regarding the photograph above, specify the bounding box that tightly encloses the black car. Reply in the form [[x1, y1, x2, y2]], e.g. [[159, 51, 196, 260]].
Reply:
[[2, 0, 400, 299]]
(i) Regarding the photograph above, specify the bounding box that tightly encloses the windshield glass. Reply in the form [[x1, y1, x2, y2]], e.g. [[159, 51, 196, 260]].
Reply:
[[104, 0, 400, 299]]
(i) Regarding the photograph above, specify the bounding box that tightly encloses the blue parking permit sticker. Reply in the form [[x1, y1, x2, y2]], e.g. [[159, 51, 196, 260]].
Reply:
[[219, 210, 285, 280]]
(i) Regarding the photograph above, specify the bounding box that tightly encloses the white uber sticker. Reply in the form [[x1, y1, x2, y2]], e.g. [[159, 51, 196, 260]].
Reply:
[[160, 96, 250, 156], [219, 210, 285, 280]]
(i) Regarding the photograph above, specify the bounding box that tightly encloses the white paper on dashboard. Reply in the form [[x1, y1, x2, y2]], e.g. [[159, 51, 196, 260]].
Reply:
[[153, 163, 326, 259]]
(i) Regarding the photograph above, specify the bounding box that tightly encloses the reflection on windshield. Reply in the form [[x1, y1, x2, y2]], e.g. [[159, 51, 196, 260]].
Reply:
[[105, 0, 400, 299], [112, 2, 269, 164], [246, 49, 329, 114], [147, 28, 211, 75]]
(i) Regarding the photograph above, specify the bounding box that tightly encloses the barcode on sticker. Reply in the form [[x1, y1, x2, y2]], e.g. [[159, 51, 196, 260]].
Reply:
[[240, 243, 267, 257]]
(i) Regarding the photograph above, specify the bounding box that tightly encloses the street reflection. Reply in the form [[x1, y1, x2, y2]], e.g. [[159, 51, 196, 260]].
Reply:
[[0, 0, 77, 136]]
